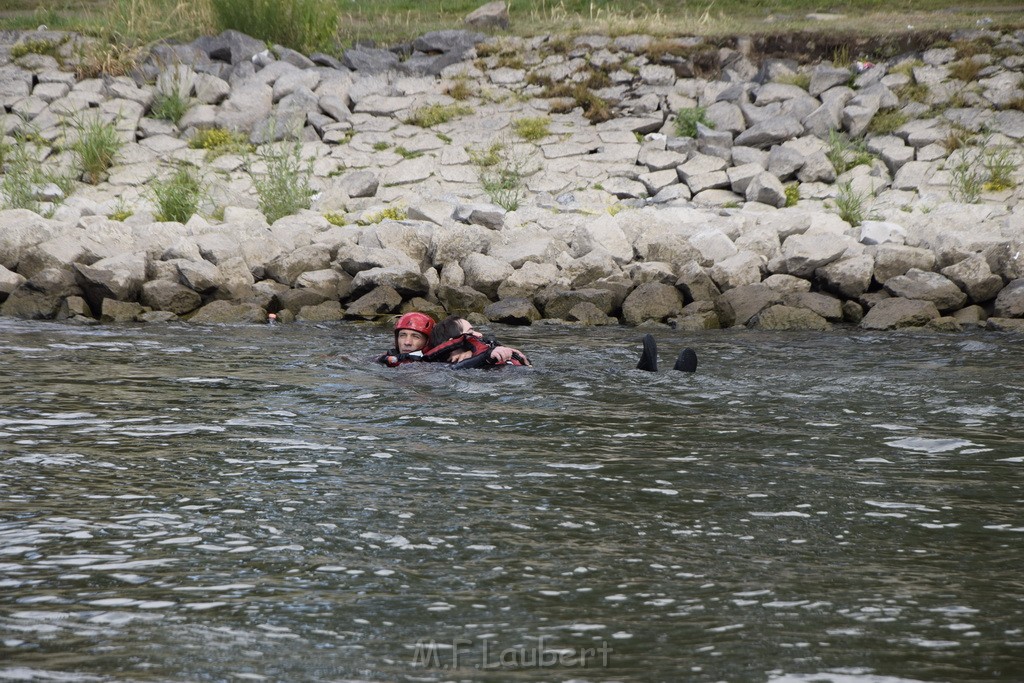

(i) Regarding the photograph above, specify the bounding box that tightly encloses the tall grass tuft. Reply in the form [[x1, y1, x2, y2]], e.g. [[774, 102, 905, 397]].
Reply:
[[150, 164, 205, 223], [675, 106, 712, 138], [210, 0, 338, 55], [67, 114, 123, 184], [0, 132, 74, 215], [834, 181, 869, 226], [248, 141, 315, 224]]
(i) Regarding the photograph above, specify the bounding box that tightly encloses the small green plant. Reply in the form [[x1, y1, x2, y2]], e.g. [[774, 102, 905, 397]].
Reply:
[[248, 140, 315, 224], [467, 142, 503, 167], [834, 181, 868, 226], [949, 153, 984, 203], [189, 127, 253, 159], [512, 116, 551, 142], [868, 109, 909, 135], [67, 113, 122, 184], [776, 72, 811, 90], [11, 38, 63, 60], [108, 197, 133, 221], [394, 146, 422, 159], [446, 79, 474, 101], [405, 103, 473, 128], [436, 132, 452, 144], [895, 82, 930, 104], [0, 134, 71, 215], [474, 142, 531, 212], [784, 183, 800, 208], [150, 164, 205, 223], [210, 0, 338, 54], [826, 130, 873, 174], [372, 141, 391, 151], [496, 53, 525, 70], [324, 212, 347, 226], [983, 147, 1017, 192], [831, 45, 852, 68], [721, 200, 741, 209], [583, 68, 612, 90], [949, 58, 983, 82], [359, 206, 407, 225], [674, 106, 713, 138], [150, 90, 190, 125], [607, 202, 625, 216]]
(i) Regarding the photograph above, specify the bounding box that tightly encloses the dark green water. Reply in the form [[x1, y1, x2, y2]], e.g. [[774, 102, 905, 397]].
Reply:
[[1, 318, 1022, 682]]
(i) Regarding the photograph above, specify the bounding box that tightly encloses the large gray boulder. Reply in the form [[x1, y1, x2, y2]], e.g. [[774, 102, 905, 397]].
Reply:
[[437, 284, 491, 314], [462, 253, 515, 299], [781, 233, 847, 278], [860, 297, 940, 330], [993, 279, 1024, 318], [676, 261, 721, 302], [716, 283, 782, 327], [188, 300, 267, 324], [709, 251, 763, 291], [73, 253, 148, 313], [542, 288, 618, 320], [872, 244, 936, 284], [484, 298, 540, 325], [430, 224, 495, 266], [622, 282, 684, 325], [350, 265, 430, 298], [265, 245, 332, 286], [140, 280, 202, 315], [0, 264, 26, 301], [816, 254, 874, 298], [344, 285, 402, 318], [751, 304, 831, 331], [940, 254, 1004, 304], [497, 262, 561, 300], [0, 209, 60, 270], [734, 116, 804, 149], [782, 291, 844, 321], [883, 268, 967, 313], [573, 216, 634, 264]]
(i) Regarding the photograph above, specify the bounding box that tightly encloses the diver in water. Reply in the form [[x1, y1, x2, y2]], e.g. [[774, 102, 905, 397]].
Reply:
[[636, 334, 698, 373]]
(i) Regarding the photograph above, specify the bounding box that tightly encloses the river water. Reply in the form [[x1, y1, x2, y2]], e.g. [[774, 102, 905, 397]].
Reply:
[[1, 317, 1022, 682]]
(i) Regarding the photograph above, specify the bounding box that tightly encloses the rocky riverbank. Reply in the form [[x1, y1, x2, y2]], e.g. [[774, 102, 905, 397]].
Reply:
[[1, 24, 1024, 332]]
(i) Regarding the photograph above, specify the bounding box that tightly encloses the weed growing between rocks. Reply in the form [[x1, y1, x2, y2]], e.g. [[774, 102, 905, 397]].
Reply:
[[868, 109, 909, 135], [11, 37, 65, 60], [0, 133, 72, 216], [395, 146, 423, 159], [150, 164, 205, 223], [405, 104, 474, 128], [826, 130, 873, 174], [675, 106, 712, 138], [474, 141, 533, 212], [512, 116, 551, 142], [834, 181, 871, 226], [247, 140, 314, 224], [108, 197, 134, 222], [359, 206, 406, 225], [66, 113, 122, 185], [151, 90, 190, 124], [785, 183, 800, 207], [983, 147, 1018, 191], [189, 128, 254, 160], [323, 212, 346, 226], [776, 72, 811, 91], [70, 40, 141, 79], [445, 78, 474, 101], [950, 152, 985, 203]]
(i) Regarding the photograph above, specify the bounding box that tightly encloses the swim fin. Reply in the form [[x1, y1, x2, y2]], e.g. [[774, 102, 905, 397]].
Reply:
[[637, 334, 657, 372], [674, 348, 698, 373]]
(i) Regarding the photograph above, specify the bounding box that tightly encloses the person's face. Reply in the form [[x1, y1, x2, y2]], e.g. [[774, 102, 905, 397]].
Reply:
[[397, 329, 427, 353], [458, 319, 482, 338]]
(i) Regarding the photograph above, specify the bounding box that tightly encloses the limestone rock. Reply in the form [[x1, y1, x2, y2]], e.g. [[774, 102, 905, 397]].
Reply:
[[709, 251, 763, 291], [265, 245, 332, 286], [860, 297, 940, 330], [621, 282, 684, 325], [873, 244, 936, 284], [750, 304, 831, 330], [993, 278, 1024, 318], [781, 233, 847, 278], [188, 300, 268, 324], [345, 285, 403, 318], [883, 268, 967, 312], [542, 288, 618, 320], [437, 284, 491, 314], [940, 254, 1004, 304], [484, 298, 540, 325], [816, 254, 874, 298], [101, 299, 146, 323], [297, 301, 346, 322], [716, 283, 782, 327], [462, 253, 515, 299], [466, 2, 510, 29], [73, 253, 147, 313], [140, 280, 202, 315]]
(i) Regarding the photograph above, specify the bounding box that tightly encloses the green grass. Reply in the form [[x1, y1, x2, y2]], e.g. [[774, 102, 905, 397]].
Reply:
[[834, 181, 869, 226], [150, 90, 190, 124], [867, 109, 909, 136], [67, 113, 122, 184], [248, 141, 315, 224], [0, 133, 75, 216], [405, 104, 473, 128], [394, 146, 423, 159], [5, 1, 1017, 55], [210, 0, 337, 54], [826, 130, 874, 174], [675, 106, 713, 138], [359, 206, 407, 225], [150, 164, 205, 222], [512, 116, 551, 142], [784, 183, 800, 208], [189, 127, 254, 159]]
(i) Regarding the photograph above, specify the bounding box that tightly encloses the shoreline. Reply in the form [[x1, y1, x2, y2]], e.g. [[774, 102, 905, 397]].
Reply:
[[1, 24, 1023, 333]]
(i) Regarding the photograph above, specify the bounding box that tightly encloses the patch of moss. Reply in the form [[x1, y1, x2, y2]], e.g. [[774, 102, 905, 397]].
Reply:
[[405, 103, 473, 128]]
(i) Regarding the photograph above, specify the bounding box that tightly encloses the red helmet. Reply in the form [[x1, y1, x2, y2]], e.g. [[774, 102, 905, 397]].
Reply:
[[394, 312, 434, 341]]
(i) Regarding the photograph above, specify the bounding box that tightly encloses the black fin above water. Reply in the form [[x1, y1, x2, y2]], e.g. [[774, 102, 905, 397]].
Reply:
[[637, 334, 657, 372], [674, 348, 698, 373]]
